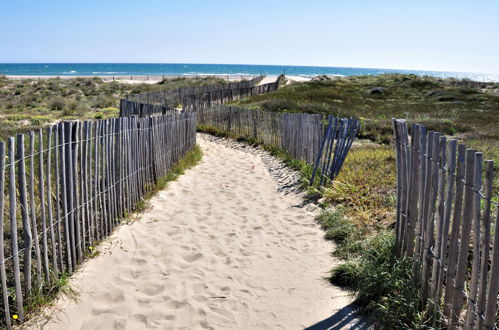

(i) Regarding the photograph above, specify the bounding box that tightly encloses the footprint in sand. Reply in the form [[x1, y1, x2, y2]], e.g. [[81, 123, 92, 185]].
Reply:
[[81, 315, 126, 330], [167, 299, 190, 310], [140, 281, 165, 296], [131, 257, 147, 266], [99, 285, 125, 304], [183, 252, 203, 263]]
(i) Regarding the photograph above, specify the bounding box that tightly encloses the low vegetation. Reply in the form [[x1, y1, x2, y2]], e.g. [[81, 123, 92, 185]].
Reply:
[[236, 74, 499, 159], [315, 145, 428, 328], [0, 76, 224, 141]]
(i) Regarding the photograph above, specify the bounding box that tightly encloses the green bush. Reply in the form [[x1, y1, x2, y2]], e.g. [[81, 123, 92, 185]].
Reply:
[[62, 99, 88, 117], [48, 96, 66, 110], [355, 233, 424, 329], [92, 95, 116, 108]]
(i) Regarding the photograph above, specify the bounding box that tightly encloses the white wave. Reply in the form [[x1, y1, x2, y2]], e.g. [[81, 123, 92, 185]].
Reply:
[[91, 72, 126, 74], [182, 72, 255, 76]]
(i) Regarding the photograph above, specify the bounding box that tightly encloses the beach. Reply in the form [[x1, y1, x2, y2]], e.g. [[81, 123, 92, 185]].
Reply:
[[4, 74, 311, 85], [4, 75, 263, 84], [25, 135, 358, 330]]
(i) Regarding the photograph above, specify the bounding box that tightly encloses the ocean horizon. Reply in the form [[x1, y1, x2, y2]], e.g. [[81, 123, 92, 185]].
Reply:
[[1, 63, 499, 82]]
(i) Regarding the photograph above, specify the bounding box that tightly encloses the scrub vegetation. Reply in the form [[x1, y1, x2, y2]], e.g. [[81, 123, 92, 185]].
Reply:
[[0, 76, 224, 140]]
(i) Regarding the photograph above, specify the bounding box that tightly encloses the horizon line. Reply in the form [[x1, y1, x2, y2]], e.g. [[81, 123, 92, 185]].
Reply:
[[1, 62, 497, 76]]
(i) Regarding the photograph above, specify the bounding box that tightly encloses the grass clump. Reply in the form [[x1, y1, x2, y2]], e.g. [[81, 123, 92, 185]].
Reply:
[[316, 207, 352, 243], [318, 209, 424, 328], [349, 233, 423, 329], [21, 272, 78, 326]]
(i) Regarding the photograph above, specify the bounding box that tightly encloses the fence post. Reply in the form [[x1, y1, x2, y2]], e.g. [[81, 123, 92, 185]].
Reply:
[[17, 134, 33, 299], [0, 142, 11, 328], [449, 149, 476, 328]]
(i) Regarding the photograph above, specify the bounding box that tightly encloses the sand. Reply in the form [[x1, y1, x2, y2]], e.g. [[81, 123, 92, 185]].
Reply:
[[5, 74, 312, 85], [26, 135, 358, 330], [4, 75, 262, 84]]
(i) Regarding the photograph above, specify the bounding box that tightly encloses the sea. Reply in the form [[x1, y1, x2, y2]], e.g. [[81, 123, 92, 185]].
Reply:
[[1, 63, 499, 82]]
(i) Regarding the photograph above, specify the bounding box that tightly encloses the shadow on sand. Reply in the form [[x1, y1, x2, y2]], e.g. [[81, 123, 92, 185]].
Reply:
[[304, 303, 374, 330]]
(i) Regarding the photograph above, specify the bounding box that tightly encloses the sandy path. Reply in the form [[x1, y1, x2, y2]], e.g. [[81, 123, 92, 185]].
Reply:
[[28, 135, 354, 330]]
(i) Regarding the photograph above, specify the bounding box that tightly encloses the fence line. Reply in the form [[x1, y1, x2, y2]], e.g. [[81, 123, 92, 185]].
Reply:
[[0, 112, 196, 327], [392, 119, 498, 330], [120, 75, 284, 117], [198, 104, 323, 164], [197, 104, 359, 185], [121, 75, 266, 115]]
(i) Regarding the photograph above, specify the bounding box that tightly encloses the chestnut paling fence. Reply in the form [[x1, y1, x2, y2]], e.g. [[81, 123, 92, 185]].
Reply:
[[392, 119, 498, 329], [120, 75, 271, 117], [198, 104, 360, 185], [124, 73, 360, 185], [0, 113, 196, 328]]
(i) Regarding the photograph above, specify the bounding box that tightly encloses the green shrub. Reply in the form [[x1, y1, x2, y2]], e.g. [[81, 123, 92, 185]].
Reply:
[[92, 95, 115, 108], [48, 97, 66, 110], [62, 99, 87, 117], [328, 230, 425, 329]]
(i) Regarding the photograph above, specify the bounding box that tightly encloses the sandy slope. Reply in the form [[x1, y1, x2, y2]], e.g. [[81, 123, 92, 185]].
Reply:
[[26, 135, 354, 330]]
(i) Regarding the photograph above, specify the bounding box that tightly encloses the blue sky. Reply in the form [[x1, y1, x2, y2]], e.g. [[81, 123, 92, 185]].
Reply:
[[1, 0, 498, 73]]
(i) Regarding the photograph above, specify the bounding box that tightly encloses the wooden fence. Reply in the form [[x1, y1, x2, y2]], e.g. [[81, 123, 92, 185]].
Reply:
[[122, 75, 266, 114], [310, 116, 361, 186], [120, 99, 178, 117], [198, 104, 323, 164], [0, 112, 196, 328], [184, 79, 281, 113], [120, 75, 283, 117], [198, 105, 359, 182], [392, 119, 498, 329]]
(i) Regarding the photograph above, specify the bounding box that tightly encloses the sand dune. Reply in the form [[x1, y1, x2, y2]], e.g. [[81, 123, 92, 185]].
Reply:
[[26, 135, 356, 330]]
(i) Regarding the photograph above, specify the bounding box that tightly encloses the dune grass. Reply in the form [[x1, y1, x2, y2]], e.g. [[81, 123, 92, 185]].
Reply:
[[313, 145, 426, 328], [235, 74, 499, 152]]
